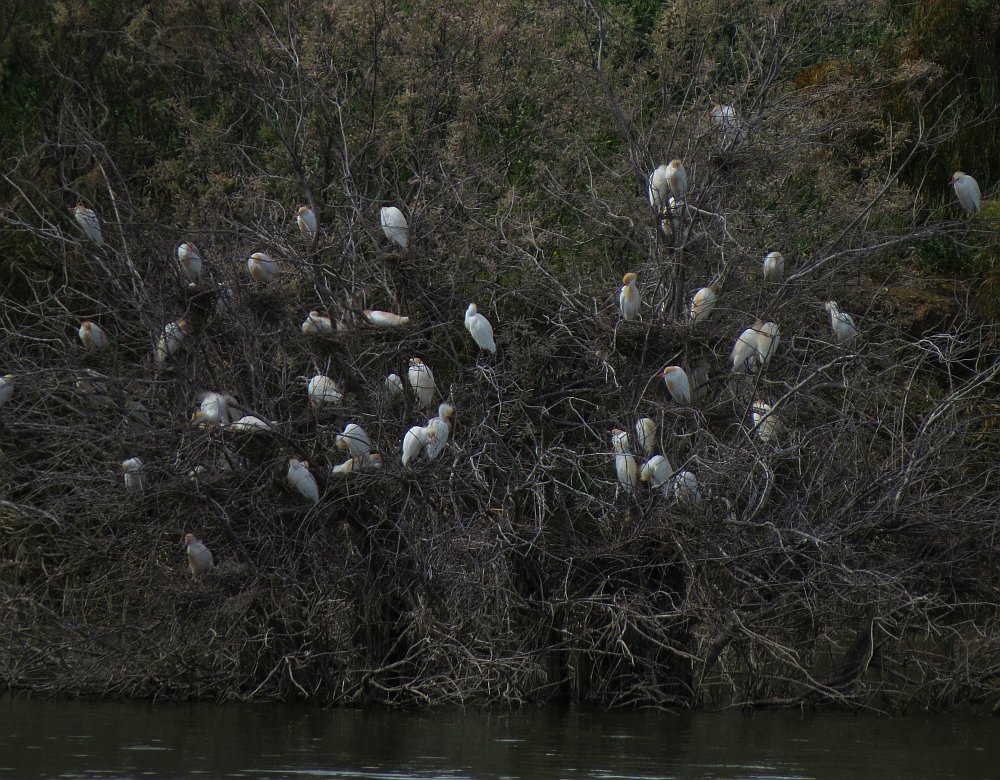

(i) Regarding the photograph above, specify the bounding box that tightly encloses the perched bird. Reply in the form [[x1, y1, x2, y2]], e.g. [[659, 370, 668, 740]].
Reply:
[[155, 319, 190, 366], [407, 358, 436, 408], [672, 470, 701, 506], [665, 196, 683, 237], [385, 373, 405, 403], [78, 321, 109, 351], [287, 458, 320, 504], [0, 374, 14, 409], [380, 206, 409, 250], [363, 309, 410, 327], [658, 366, 691, 404], [191, 392, 237, 427], [751, 402, 783, 443], [825, 301, 858, 343], [731, 321, 762, 373], [755, 321, 780, 368], [177, 243, 203, 283], [634, 417, 656, 458], [619, 273, 641, 321], [230, 415, 273, 432], [305, 374, 343, 408], [402, 424, 437, 467], [425, 402, 456, 461], [71, 205, 103, 246], [247, 252, 278, 283], [296, 205, 317, 240], [615, 452, 638, 491], [762, 251, 784, 282], [665, 159, 687, 201], [184, 534, 213, 579], [336, 423, 372, 459], [301, 310, 334, 336], [122, 457, 145, 493], [610, 428, 632, 455], [689, 285, 718, 322], [639, 454, 673, 494], [464, 303, 497, 354], [648, 164, 670, 210], [331, 453, 383, 474], [950, 171, 981, 214], [709, 104, 746, 148]]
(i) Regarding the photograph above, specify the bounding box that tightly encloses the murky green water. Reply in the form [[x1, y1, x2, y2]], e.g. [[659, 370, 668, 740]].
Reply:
[[0, 698, 995, 779]]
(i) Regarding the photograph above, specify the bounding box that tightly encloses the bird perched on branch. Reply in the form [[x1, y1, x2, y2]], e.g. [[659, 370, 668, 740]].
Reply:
[[247, 252, 278, 283], [609, 429, 637, 491], [465, 304, 496, 354], [363, 309, 410, 327], [230, 415, 273, 433], [751, 402, 783, 443], [380, 206, 409, 250], [634, 417, 656, 458], [183, 534, 213, 579], [122, 457, 144, 493], [425, 403, 456, 461], [177, 243, 203, 284], [665, 159, 687, 201], [385, 373, 404, 404], [71, 205, 103, 246], [755, 321, 780, 368], [762, 251, 784, 282], [402, 424, 437, 467], [672, 470, 701, 506], [336, 422, 372, 459], [610, 428, 632, 455], [950, 171, 981, 214], [296, 205, 317, 240], [0, 374, 14, 409], [331, 453, 383, 474], [710, 103, 747, 148], [78, 321, 109, 351], [731, 321, 762, 373], [191, 392, 237, 427], [639, 454, 673, 495], [407, 358, 436, 408], [287, 458, 320, 504], [301, 310, 334, 336], [304, 374, 342, 408], [648, 165, 670, 210], [155, 319, 190, 366], [658, 366, 691, 404], [825, 301, 858, 343], [689, 285, 718, 322], [619, 273, 640, 321]]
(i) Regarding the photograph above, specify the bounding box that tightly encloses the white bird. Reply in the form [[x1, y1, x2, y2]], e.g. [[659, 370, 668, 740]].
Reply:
[[610, 428, 632, 455], [385, 373, 405, 403], [78, 321, 108, 351], [689, 285, 718, 322], [464, 303, 496, 354], [634, 418, 656, 458], [306, 374, 343, 408], [155, 319, 190, 366], [407, 358, 436, 408], [177, 243, 203, 283], [247, 252, 278, 283], [230, 415, 273, 432], [402, 424, 437, 467], [648, 164, 670, 210], [731, 321, 762, 373], [287, 458, 320, 504], [0, 374, 14, 409], [331, 453, 383, 474], [751, 402, 783, 443], [122, 457, 145, 493], [709, 104, 746, 148], [71, 205, 103, 246], [301, 310, 334, 336], [191, 392, 237, 427], [755, 321, 780, 368], [619, 273, 640, 321], [950, 171, 981, 214], [296, 205, 317, 240], [183, 533, 214, 579], [672, 470, 701, 506], [615, 453, 638, 491], [762, 251, 784, 282], [665, 196, 683, 237], [363, 309, 410, 327], [639, 454, 673, 494], [665, 159, 687, 200], [336, 423, 372, 459], [825, 301, 858, 342], [424, 403, 456, 461], [658, 366, 691, 404], [380, 206, 409, 250]]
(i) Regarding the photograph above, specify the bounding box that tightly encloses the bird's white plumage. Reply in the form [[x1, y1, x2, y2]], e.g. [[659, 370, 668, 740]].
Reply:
[[424, 403, 455, 461], [731, 323, 761, 373], [78, 321, 108, 351], [296, 206, 317, 239], [464, 304, 496, 353], [710, 104, 746, 148], [615, 453, 638, 491], [639, 454, 673, 493], [634, 417, 656, 458], [762, 251, 784, 282], [385, 373, 404, 403], [689, 286, 718, 322], [619, 273, 640, 321], [177, 243, 202, 283], [364, 310, 410, 327], [192, 392, 236, 427], [755, 321, 780, 368], [672, 470, 701, 506], [122, 457, 145, 493], [380, 206, 409, 249], [287, 458, 320, 504], [648, 165, 670, 210], [184, 534, 214, 578], [331, 453, 383, 474], [402, 424, 436, 466], [155, 320, 189, 366], [72, 205, 104, 246], [301, 311, 334, 335], [825, 301, 858, 343], [951, 172, 981, 214], [751, 402, 782, 443], [306, 375, 342, 408], [659, 366, 691, 404], [610, 428, 632, 455], [230, 415, 272, 432], [336, 423, 372, 459], [247, 252, 278, 283], [665, 159, 687, 200], [407, 358, 436, 408]]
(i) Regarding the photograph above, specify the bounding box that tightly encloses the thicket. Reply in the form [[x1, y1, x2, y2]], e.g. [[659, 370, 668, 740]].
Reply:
[[1, 0, 998, 710]]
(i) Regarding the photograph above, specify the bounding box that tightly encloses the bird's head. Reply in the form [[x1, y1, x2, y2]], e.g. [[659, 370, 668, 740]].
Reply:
[[368, 453, 383, 469], [177, 319, 191, 334], [439, 403, 456, 420], [467, 303, 478, 315], [669, 159, 683, 169], [708, 284, 720, 294], [658, 366, 678, 379], [297, 205, 310, 216], [1, 373, 13, 382], [410, 357, 424, 367], [81, 321, 93, 333], [824, 301, 838, 313], [189, 410, 208, 427], [950, 172, 964, 187], [182, 533, 196, 549], [622, 272, 637, 285]]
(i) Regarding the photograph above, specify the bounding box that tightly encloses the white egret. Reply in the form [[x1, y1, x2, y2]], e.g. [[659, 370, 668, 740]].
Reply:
[[230, 415, 273, 432], [287, 458, 320, 504], [407, 358, 436, 408], [672, 470, 701, 506], [666, 196, 683, 236], [296, 205, 317, 240], [950, 171, 981, 214], [689, 285, 718, 322], [634, 417, 656, 458], [619, 273, 640, 321], [825, 301, 858, 343], [364, 309, 410, 327], [425, 402, 456, 461], [0, 374, 14, 409], [247, 252, 278, 283], [751, 402, 783, 443], [648, 164, 670, 210], [380, 206, 409, 249], [615, 452, 638, 491], [183, 533, 213, 579], [385, 373, 405, 403], [755, 321, 780, 368], [122, 457, 145, 493], [191, 392, 236, 427], [464, 303, 496, 354], [402, 424, 436, 467], [332, 453, 383, 474], [177, 243, 202, 283], [658, 366, 691, 404], [730, 321, 762, 373], [639, 454, 673, 495], [710, 104, 746, 148], [305, 374, 342, 408], [301, 310, 334, 336], [336, 422, 372, 459], [155, 319, 190, 366], [665, 159, 687, 200], [71, 205, 103, 246], [762, 251, 784, 282], [78, 321, 108, 351], [610, 428, 632, 455]]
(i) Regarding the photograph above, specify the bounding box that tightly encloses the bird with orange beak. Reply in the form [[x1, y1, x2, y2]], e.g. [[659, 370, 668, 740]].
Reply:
[[619, 272, 640, 320], [658, 366, 691, 404]]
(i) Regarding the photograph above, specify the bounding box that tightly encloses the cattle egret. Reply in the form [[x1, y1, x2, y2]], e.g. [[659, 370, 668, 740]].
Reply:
[[287, 458, 320, 504], [177, 243, 202, 283], [364, 309, 410, 327], [950, 172, 981, 214], [665, 159, 687, 200], [296, 205, 317, 239], [332, 453, 383, 474], [689, 285, 718, 322], [610, 428, 632, 455], [155, 319, 190, 366], [639, 454, 673, 494], [407, 358, 436, 408], [191, 392, 236, 427], [648, 164, 670, 210], [762, 251, 784, 282], [659, 366, 692, 403], [385, 373, 404, 403], [672, 470, 701, 506], [247, 252, 278, 283], [665, 196, 683, 237], [634, 417, 656, 458], [619, 273, 640, 321], [71, 205, 103, 246], [122, 457, 145, 493], [731, 321, 762, 373], [425, 402, 456, 461], [380, 206, 409, 249], [78, 321, 108, 351], [615, 453, 638, 491], [305, 374, 342, 408], [465, 303, 497, 354], [0, 374, 14, 409], [336, 422, 372, 459], [402, 424, 437, 467], [755, 321, 780, 368], [301, 310, 334, 335], [751, 402, 783, 443], [230, 415, 272, 432], [184, 534, 214, 579], [710, 103, 746, 148], [825, 301, 858, 342]]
